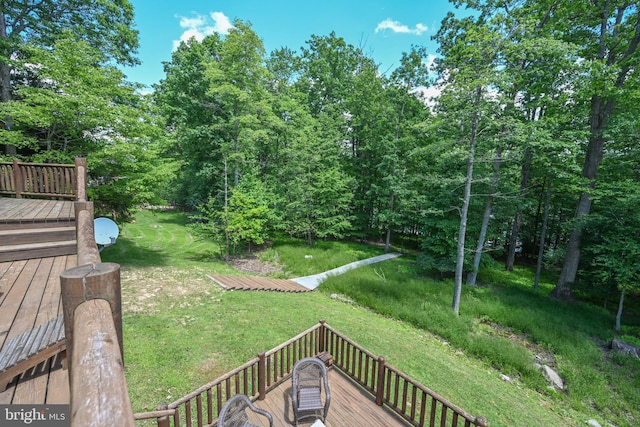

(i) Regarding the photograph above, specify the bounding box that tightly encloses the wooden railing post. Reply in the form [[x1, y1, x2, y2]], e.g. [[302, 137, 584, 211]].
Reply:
[[319, 319, 326, 353], [71, 298, 134, 426], [61, 260, 132, 426], [375, 356, 386, 406], [475, 416, 489, 427], [156, 403, 170, 427], [258, 351, 266, 400], [60, 262, 124, 374], [75, 201, 101, 266], [74, 156, 87, 201], [13, 159, 22, 198]]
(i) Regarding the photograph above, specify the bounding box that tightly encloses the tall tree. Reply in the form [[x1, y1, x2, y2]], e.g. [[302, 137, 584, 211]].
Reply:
[[205, 20, 274, 187], [154, 35, 224, 207], [0, 33, 142, 157], [379, 47, 431, 252], [550, 1, 640, 299], [433, 14, 502, 314], [0, 0, 139, 154]]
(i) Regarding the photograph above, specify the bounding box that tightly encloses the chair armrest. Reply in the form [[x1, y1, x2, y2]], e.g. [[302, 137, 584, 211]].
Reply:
[[249, 402, 273, 427]]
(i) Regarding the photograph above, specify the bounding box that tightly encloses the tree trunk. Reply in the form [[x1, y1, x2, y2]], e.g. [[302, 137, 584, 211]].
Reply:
[[616, 283, 627, 333], [467, 146, 502, 287], [552, 1, 640, 297], [534, 177, 552, 290], [0, 13, 16, 155], [453, 85, 481, 315], [233, 98, 240, 186], [506, 147, 532, 271], [384, 101, 405, 254], [552, 95, 613, 298], [224, 158, 230, 258], [384, 193, 394, 253]]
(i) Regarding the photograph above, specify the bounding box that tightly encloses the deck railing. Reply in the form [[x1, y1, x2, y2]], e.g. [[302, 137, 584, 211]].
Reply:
[[59, 176, 134, 426], [0, 158, 84, 199], [134, 320, 488, 427]]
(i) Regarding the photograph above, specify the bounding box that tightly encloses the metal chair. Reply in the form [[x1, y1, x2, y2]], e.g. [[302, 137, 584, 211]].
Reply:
[[218, 394, 273, 427], [291, 357, 331, 426]]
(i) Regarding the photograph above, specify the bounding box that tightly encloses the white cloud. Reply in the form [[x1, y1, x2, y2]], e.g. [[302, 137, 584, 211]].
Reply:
[[210, 12, 233, 34], [173, 11, 233, 50], [375, 18, 428, 35]]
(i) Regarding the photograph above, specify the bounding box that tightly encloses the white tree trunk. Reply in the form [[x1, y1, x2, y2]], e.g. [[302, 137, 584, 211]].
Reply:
[[616, 283, 627, 333], [467, 147, 502, 287], [453, 85, 482, 315]]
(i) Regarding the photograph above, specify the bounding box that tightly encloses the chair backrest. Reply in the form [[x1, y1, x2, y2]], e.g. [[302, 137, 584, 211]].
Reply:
[[293, 357, 329, 394], [218, 394, 251, 427]]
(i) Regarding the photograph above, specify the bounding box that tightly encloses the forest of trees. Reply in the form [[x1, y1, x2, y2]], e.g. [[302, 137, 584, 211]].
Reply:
[[1, 1, 639, 320]]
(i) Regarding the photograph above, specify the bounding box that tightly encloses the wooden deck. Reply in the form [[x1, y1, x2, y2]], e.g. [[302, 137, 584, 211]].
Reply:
[[0, 198, 75, 405], [253, 368, 410, 427], [0, 256, 74, 404], [0, 198, 75, 227]]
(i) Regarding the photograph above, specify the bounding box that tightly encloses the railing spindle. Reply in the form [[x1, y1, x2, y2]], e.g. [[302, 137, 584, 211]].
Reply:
[[185, 400, 192, 427], [206, 389, 213, 425], [196, 394, 203, 427]]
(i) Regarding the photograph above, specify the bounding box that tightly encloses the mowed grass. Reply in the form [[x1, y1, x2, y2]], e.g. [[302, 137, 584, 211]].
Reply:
[[100, 209, 639, 427], [259, 236, 386, 277]]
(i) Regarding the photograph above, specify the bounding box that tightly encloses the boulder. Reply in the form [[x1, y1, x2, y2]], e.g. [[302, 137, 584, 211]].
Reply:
[[587, 420, 601, 427], [611, 338, 640, 359], [542, 365, 564, 390]]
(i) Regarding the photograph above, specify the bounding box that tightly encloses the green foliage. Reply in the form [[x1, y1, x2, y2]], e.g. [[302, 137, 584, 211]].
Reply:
[[0, 0, 139, 67], [88, 138, 176, 220], [1, 33, 144, 155], [199, 178, 276, 255]]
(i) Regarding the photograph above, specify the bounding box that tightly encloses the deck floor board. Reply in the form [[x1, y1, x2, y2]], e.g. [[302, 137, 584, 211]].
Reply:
[[0, 198, 74, 405], [252, 368, 410, 427]]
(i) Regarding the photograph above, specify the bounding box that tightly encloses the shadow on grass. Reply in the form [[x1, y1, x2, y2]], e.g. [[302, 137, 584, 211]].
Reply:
[[144, 209, 194, 226], [100, 235, 172, 267]]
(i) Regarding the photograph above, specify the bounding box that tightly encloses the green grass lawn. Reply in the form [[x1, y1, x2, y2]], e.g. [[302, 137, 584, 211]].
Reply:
[[101, 209, 639, 427]]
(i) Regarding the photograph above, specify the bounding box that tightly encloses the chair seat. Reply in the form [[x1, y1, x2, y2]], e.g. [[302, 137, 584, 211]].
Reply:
[[292, 357, 331, 426], [298, 387, 324, 411]]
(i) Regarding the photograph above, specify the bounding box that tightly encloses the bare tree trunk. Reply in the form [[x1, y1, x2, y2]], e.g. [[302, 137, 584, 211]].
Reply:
[[506, 147, 532, 271], [616, 283, 627, 333], [453, 85, 481, 315], [534, 177, 552, 290], [224, 158, 230, 258], [467, 147, 502, 287], [384, 193, 394, 253], [552, 95, 612, 299]]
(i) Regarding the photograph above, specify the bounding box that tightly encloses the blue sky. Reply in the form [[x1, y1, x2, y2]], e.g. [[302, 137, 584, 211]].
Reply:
[[124, 0, 461, 90]]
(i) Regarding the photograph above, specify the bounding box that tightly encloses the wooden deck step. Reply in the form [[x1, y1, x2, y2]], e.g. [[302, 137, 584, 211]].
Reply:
[[208, 275, 311, 293], [0, 314, 66, 391], [0, 240, 77, 262], [0, 218, 75, 231], [0, 226, 75, 245]]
